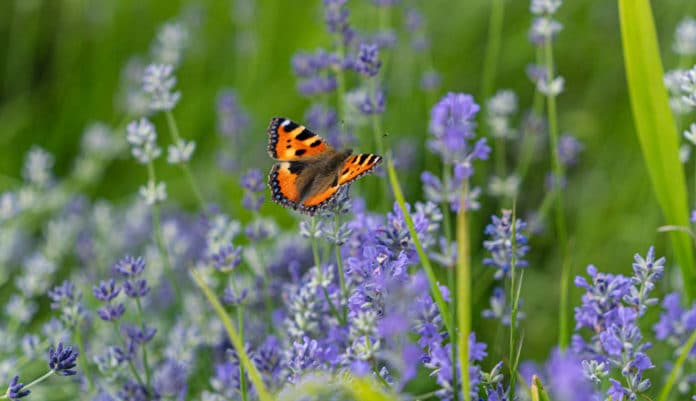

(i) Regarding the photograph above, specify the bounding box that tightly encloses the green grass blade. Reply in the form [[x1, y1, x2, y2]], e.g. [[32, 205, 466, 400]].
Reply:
[[191, 270, 274, 401], [657, 328, 696, 401], [618, 0, 696, 299]]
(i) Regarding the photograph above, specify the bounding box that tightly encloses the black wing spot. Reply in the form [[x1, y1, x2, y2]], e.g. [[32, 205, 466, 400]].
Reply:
[[288, 161, 305, 175], [295, 149, 307, 157], [358, 154, 369, 165], [295, 129, 315, 141], [331, 176, 338, 187], [286, 145, 292, 149], [309, 140, 322, 148], [368, 155, 379, 164], [284, 120, 299, 131], [342, 168, 350, 175]]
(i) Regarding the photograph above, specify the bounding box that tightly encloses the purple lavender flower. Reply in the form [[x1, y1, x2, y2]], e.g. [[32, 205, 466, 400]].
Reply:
[[123, 278, 150, 298], [421, 71, 441, 91], [94, 279, 125, 322], [521, 348, 598, 401], [573, 248, 660, 400], [217, 89, 250, 138], [323, 0, 353, 44], [355, 44, 381, 77], [483, 210, 530, 280], [558, 134, 583, 166], [6, 376, 30, 400], [48, 342, 79, 376], [428, 92, 489, 167], [223, 287, 249, 306], [654, 292, 696, 357], [48, 280, 85, 326], [113, 255, 146, 277], [297, 76, 338, 96], [119, 380, 152, 401], [210, 244, 243, 272], [241, 169, 266, 212], [153, 360, 188, 401]]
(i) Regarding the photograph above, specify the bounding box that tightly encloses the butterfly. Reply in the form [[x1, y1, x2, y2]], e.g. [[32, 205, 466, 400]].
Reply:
[[267, 117, 383, 215]]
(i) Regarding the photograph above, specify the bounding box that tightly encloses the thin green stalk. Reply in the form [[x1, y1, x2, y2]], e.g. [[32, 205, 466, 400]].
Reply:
[[441, 165, 458, 400], [516, 48, 545, 184], [481, 0, 505, 106], [334, 37, 347, 125], [334, 213, 348, 321], [191, 270, 273, 401], [238, 307, 249, 401], [456, 184, 471, 401], [310, 217, 344, 324], [254, 243, 276, 335], [657, 329, 696, 401], [12, 370, 54, 395], [481, 0, 506, 176], [73, 325, 92, 391], [164, 110, 206, 211], [146, 162, 182, 306], [134, 298, 152, 388], [508, 205, 520, 399], [112, 324, 146, 388], [543, 28, 570, 350], [370, 79, 385, 155], [385, 154, 451, 333]]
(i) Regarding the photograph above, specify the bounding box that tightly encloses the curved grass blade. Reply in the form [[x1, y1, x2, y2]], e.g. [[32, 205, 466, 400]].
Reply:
[[618, 0, 696, 299]]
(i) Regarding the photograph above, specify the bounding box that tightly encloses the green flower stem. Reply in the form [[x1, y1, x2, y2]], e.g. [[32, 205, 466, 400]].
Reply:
[[481, 0, 505, 176], [508, 205, 524, 400], [146, 162, 182, 307], [334, 213, 348, 322], [657, 328, 696, 401], [441, 166, 458, 401], [253, 240, 276, 335], [543, 29, 570, 350], [112, 324, 146, 388], [73, 325, 92, 391], [14, 370, 54, 394], [516, 45, 544, 185], [370, 79, 385, 156], [134, 298, 152, 389], [191, 269, 273, 401], [334, 38, 347, 124], [310, 217, 345, 324], [456, 184, 471, 401], [238, 306, 249, 401], [385, 154, 451, 333], [164, 110, 206, 211]]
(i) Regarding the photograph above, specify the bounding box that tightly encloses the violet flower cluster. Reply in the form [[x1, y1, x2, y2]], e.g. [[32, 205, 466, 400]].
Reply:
[[572, 247, 664, 400]]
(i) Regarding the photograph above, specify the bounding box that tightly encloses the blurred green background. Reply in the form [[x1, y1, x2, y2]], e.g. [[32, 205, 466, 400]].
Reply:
[[1, 0, 695, 361]]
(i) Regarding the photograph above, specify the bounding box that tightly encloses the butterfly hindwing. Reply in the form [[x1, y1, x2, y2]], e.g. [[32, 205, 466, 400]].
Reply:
[[267, 117, 332, 161], [338, 153, 383, 185], [269, 162, 301, 207], [268, 160, 340, 215]]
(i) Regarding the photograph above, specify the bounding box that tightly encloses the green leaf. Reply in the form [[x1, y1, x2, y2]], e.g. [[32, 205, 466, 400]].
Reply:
[[531, 375, 553, 401], [618, 0, 696, 299]]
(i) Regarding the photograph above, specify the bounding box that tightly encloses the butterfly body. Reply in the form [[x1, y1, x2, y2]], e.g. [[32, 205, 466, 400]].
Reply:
[[267, 117, 382, 215]]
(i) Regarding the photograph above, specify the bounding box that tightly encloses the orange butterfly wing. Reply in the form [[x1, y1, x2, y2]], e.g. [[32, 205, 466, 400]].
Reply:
[[338, 153, 383, 185], [269, 160, 339, 214], [267, 117, 332, 161]]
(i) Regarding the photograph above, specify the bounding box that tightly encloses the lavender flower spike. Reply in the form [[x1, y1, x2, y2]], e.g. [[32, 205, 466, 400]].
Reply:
[[48, 342, 79, 376]]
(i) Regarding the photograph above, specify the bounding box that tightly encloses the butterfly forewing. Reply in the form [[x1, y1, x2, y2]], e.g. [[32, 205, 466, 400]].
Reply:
[[267, 117, 332, 161], [339, 154, 383, 185]]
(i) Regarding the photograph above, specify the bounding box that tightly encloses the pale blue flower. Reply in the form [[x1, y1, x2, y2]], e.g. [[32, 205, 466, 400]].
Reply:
[[142, 63, 181, 111], [675, 17, 696, 56], [139, 180, 167, 205], [167, 139, 196, 164]]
